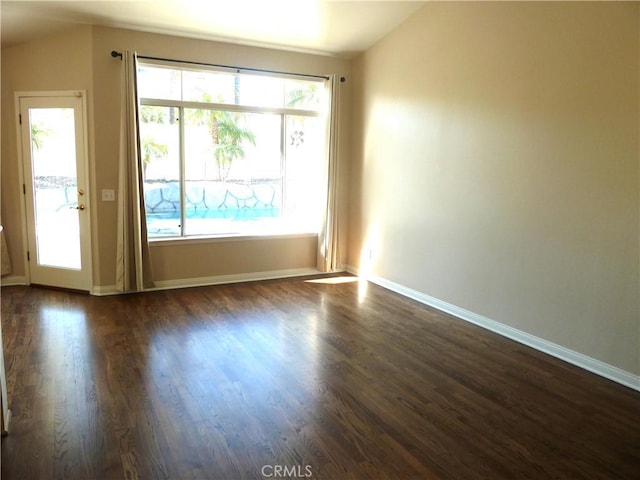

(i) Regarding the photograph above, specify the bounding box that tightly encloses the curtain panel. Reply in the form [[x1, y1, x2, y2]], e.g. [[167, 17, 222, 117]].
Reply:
[[115, 51, 154, 292], [317, 74, 342, 273]]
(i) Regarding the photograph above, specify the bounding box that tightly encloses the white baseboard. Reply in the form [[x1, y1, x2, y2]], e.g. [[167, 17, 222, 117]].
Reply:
[[0, 275, 27, 287], [91, 285, 120, 296], [345, 265, 640, 392]]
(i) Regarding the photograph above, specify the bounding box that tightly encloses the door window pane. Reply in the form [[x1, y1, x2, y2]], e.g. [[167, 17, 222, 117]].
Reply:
[[29, 108, 81, 269]]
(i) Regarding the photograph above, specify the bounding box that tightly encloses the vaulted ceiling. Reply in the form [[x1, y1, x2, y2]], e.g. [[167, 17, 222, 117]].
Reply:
[[1, 0, 426, 57]]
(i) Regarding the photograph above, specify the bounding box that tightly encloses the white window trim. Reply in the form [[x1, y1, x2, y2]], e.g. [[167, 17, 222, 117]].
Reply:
[[138, 60, 328, 241]]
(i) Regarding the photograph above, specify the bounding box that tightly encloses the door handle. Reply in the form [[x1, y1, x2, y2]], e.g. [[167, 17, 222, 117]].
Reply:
[[70, 204, 85, 210]]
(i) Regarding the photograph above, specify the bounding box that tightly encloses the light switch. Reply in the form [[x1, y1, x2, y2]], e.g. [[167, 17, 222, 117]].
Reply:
[[101, 189, 115, 201]]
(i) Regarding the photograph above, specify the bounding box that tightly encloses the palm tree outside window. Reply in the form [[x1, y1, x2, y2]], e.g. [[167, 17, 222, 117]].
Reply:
[[137, 60, 328, 238]]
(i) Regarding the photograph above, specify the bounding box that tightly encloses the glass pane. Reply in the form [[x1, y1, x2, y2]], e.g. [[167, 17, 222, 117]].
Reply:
[[137, 65, 182, 100], [182, 69, 237, 104], [183, 71, 284, 109], [285, 79, 324, 110], [139, 63, 325, 112], [183, 109, 281, 235], [284, 115, 325, 232], [29, 108, 81, 269], [239, 75, 285, 108], [140, 106, 181, 237]]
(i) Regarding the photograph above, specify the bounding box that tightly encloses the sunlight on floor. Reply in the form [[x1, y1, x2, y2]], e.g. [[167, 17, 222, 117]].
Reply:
[[305, 276, 359, 285], [304, 275, 369, 304]]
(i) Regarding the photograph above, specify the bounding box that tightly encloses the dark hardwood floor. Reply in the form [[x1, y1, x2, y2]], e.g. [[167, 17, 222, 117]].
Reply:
[[1, 276, 638, 479]]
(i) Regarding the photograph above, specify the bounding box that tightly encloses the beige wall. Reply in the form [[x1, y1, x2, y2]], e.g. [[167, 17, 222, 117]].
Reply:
[[150, 235, 318, 282], [1, 26, 351, 288], [1, 26, 94, 280], [350, 2, 639, 374]]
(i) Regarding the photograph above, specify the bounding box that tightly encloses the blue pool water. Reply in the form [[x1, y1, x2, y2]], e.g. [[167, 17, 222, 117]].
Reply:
[[146, 206, 282, 236], [148, 206, 280, 221]]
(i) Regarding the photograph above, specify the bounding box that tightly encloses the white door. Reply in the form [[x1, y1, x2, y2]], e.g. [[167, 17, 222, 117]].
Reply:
[[18, 93, 92, 291]]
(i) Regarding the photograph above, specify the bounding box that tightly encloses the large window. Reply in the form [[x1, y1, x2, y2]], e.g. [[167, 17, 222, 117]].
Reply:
[[137, 61, 328, 238]]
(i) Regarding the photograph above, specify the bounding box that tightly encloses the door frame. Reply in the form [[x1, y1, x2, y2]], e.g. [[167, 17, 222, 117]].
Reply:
[[14, 91, 94, 292]]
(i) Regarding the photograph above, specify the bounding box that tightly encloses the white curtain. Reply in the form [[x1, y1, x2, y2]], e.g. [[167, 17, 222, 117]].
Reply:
[[116, 50, 154, 292], [317, 74, 342, 272]]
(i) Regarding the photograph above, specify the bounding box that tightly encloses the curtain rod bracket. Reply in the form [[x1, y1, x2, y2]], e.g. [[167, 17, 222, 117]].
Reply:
[[111, 50, 123, 60]]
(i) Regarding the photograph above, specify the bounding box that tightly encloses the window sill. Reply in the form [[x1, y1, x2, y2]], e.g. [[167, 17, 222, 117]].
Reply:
[[149, 232, 318, 247]]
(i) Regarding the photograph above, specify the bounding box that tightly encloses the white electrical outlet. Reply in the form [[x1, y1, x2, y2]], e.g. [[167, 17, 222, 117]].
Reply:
[[101, 189, 115, 201]]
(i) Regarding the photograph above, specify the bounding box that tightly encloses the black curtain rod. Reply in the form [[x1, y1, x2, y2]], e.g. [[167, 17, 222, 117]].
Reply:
[[110, 50, 345, 83]]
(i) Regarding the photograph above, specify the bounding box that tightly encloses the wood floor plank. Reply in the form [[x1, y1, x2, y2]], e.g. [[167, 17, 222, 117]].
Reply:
[[1, 277, 639, 479]]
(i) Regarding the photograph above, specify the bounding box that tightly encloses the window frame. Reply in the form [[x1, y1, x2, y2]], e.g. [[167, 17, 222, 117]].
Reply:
[[137, 60, 328, 241]]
